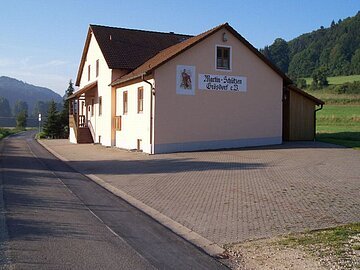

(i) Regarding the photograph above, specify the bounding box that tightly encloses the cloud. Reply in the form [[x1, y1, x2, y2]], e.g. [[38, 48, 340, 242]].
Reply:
[[27, 59, 68, 70]]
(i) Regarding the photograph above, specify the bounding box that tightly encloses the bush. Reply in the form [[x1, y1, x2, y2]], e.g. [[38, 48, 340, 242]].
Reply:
[[295, 78, 307, 89], [36, 132, 47, 139], [16, 111, 27, 129], [334, 81, 360, 94]]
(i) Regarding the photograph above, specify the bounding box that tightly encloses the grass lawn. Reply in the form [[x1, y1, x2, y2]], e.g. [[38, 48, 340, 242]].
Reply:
[[304, 74, 360, 85], [316, 105, 360, 149]]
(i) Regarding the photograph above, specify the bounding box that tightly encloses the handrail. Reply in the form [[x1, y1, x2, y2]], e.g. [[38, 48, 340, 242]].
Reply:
[[87, 120, 96, 143], [79, 115, 86, 127]]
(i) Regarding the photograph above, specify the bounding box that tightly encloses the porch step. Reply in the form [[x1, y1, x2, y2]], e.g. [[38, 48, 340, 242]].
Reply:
[[77, 127, 94, 144]]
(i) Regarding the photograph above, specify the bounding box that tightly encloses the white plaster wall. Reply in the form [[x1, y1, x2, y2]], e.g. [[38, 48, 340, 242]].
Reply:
[[69, 127, 77, 143], [78, 33, 113, 146], [115, 80, 153, 154]]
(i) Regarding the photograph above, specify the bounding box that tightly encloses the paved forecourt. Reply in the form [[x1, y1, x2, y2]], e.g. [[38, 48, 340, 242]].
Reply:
[[41, 139, 360, 245]]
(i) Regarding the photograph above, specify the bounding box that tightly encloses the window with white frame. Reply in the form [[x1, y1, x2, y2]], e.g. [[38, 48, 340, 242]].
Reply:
[[137, 87, 143, 113], [216, 46, 231, 70]]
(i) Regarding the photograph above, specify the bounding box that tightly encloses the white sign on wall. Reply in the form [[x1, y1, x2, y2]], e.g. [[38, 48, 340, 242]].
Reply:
[[198, 74, 247, 92], [176, 65, 196, 95]]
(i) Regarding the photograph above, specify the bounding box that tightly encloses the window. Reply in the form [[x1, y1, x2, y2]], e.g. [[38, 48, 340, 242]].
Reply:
[[98, 96, 102, 116], [96, 60, 99, 77], [137, 87, 143, 113], [91, 98, 94, 116], [114, 116, 122, 131], [88, 65, 91, 81], [123, 91, 128, 114], [216, 46, 231, 70]]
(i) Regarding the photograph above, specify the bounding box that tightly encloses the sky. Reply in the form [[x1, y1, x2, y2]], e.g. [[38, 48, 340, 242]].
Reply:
[[0, 0, 359, 95]]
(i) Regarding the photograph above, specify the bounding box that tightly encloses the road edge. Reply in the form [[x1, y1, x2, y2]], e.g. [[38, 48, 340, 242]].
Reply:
[[37, 139, 226, 258], [0, 137, 11, 267]]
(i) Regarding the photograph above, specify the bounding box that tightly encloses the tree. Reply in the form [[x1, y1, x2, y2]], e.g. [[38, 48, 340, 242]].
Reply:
[[43, 100, 61, 138], [311, 67, 328, 89], [60, 80, 75, 138], [267, 38, 290, 73], [16, 110, 27, 129], [331, 20, 336, 28], [0, 97, 12, 117], [295, 78, 307, 89], [351, 48, 360, 74], [32, 101, 49, 118], [13, 100, 28, 117]]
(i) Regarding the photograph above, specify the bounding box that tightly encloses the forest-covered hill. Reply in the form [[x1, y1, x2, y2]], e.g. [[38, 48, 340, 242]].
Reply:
[[261, 11, 360, 78], [0, 76, 62, 116]]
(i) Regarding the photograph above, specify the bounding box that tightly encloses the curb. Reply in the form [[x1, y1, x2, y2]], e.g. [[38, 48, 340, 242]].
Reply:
[[37, 139, 225, 258]]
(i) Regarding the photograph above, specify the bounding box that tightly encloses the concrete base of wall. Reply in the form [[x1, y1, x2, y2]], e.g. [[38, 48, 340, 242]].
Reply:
[[154, 136, 282, 154]]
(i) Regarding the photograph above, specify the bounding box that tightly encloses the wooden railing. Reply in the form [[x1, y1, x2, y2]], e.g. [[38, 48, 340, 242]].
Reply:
[[79, 115, 86, 127]]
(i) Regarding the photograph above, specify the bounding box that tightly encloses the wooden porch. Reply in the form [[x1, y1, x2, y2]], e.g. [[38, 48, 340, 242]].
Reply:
[[67, 81, 97, 144]]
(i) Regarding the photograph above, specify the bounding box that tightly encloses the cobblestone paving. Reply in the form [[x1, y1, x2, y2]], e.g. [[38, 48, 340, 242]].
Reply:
[[42, 140, 360, 245]]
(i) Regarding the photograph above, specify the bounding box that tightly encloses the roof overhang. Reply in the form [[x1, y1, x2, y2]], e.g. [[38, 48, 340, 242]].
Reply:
[[67, 81, 98, 100], [75, 28, 93, 86]]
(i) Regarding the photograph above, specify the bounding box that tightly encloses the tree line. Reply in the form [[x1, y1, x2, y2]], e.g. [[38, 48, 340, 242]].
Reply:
[[260, 11, 360, 81], [0, 80, 74, 137], [0, 97, 62, 118], [41, 80, 74, 138]]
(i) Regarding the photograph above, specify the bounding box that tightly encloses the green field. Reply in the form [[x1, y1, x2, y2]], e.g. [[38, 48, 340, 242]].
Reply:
[[316, 105, 360, 149], [304, 74, 360, 85], [307, 90, 360, 105]]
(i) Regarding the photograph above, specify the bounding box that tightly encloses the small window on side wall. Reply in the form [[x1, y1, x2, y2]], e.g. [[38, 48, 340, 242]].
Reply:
[[216, 46, 231, 70], [88, 65, 91, 81], [137, 87, 143, 113], [98, 96, 102, 116], [123, 91, 128, 114], [96, 60, 99, 77]]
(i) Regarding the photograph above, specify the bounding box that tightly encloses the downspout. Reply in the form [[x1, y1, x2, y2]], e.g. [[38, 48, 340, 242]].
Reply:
[[314, 104, 323, 141], [142, 74, 155, 154]]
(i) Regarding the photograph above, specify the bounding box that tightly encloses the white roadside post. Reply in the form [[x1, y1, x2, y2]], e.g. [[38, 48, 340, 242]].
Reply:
[[38, 113, 42, 133]]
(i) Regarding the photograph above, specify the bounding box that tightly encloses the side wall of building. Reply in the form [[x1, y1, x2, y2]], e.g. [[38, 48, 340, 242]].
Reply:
[[114, 80, 154, 153], [288, 90, 316, 141], [153, 29, 283, 153], [79, 33, 113, 146]]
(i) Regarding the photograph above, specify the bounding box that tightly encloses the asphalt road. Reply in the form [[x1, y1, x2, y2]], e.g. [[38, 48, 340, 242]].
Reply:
[[0, 131, 228, 269]]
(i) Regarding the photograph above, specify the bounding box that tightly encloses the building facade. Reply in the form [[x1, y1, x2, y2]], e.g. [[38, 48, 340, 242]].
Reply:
[[69, 23, 323, 154]]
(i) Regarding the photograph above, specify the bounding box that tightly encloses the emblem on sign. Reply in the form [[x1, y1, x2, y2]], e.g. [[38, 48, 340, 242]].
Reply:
[[176, 65, 195, 95]]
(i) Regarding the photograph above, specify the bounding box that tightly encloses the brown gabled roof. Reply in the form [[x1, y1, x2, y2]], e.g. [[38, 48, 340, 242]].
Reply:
[[287, 85, 324, 105], [111, 23, 292, 86], [75, 25, 191, 86]]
